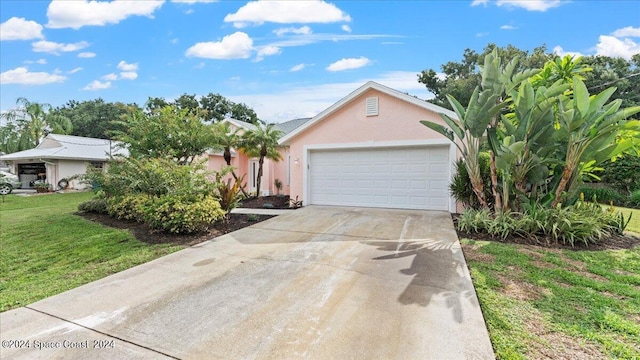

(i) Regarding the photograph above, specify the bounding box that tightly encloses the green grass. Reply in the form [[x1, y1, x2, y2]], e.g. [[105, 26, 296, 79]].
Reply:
[[462, 226, 640, 359], [612, 206, 640, 234], [0, 192, 183, 312]]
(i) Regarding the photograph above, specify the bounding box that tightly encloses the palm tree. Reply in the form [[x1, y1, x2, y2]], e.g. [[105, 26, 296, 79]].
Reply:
[[216, 122, 249, 197], [0, 98, 72, 152], [239, 123, 284, 197]]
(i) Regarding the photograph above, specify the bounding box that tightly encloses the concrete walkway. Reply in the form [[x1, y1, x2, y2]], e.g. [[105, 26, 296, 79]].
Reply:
[[1, 206, 494, 359]]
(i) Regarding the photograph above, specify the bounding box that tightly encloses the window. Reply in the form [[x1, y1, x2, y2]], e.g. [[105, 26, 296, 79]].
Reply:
[[89, 161, 104, 170], [366, 97, 379, 116]]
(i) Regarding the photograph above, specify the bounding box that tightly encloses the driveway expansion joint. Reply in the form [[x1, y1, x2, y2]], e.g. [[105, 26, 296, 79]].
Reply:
[[24, 306, 180, 360]]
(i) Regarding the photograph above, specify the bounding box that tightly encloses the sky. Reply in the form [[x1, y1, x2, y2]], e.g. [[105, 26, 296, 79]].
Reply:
[[1, 0, 639, 123]]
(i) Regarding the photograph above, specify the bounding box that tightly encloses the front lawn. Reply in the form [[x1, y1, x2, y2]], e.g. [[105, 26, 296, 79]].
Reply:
[[0, 192, 183, 312], [462, 207, 640, 359]]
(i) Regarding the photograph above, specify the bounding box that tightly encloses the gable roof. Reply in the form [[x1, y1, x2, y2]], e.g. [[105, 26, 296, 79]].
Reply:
[[279, 81, 458, 144], [0, 134, 127, 162], [221, 118, 257, 131], [274, 117, 312, 136]]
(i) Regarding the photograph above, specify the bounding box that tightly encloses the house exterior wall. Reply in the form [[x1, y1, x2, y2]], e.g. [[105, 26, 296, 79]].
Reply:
[[283, 89, 457, 207], [56, 160, 90, 189]]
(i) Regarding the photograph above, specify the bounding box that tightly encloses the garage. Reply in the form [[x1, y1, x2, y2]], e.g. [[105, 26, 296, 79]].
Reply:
[[308, 145, 451, 210]]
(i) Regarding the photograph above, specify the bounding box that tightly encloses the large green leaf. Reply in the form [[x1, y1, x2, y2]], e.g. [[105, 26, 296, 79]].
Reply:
[[440, 114, 465, 140], [573, 77, 590, 119], [420, 120, 454, 142]]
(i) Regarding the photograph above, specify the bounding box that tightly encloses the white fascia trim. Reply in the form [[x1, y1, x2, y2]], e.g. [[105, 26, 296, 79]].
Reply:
[[302, 139, 457, 212], [280, 81, 459, 145]]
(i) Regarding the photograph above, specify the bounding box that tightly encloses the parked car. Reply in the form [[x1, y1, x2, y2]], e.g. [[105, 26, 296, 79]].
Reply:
[[0, 170, 21, 195]]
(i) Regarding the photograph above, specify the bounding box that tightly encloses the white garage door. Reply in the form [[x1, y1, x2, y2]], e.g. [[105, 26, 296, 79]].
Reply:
[[309, 146, 450, 210]]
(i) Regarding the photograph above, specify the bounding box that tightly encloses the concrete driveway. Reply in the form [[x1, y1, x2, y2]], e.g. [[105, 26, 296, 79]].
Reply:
[[1, 206, 494, 359]]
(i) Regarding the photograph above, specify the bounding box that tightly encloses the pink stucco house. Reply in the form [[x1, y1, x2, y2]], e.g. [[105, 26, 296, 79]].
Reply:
[[208, 81, 459, 212]]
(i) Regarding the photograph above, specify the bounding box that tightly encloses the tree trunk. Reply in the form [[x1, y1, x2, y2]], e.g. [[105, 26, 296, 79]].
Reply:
[[256, 155, 264, 197], [489, 150, 502, 212], [551, 165, 573, 208], [470, 176, 489, 210]]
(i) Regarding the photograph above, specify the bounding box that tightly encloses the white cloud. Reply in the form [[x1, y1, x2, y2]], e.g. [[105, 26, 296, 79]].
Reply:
[[32, 40, 89, 55], [25, 59, 48, 64], [119, 71, 138, 80], [0, 67, 66, 85], [102, 73, 119, 81], [195, 62, 205, 69], [552, 46, 583, 58], [273, 26, 312, 37], [185, 31, 253, 59], [496, 0, 563, 11], [342, 24, 352, 33], [83, 80, 111, 91], [171, 38, 179, 44], [476, 32, 489, 37], [500, 25, 517, 30], [611, 26, 640, 38], [326, 57, 370, 72], [68, 67, 83, 74], [255, 46, 281, 61], [471, 0, 489, 6], [117, 61, 138, 71], [46, 0, 164, 29], [473, 0, 564, 11], [78, 52, 96, 58], [265, 33, 398, 49], [595, 35, 640, 60], [224, 0, 351, 28], [290, 63, 305, 72], [0, 17, 44, 41]]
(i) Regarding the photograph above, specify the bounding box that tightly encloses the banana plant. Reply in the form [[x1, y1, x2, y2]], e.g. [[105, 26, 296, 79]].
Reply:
[[421, 87, 502, 209], [550, 77, 640, 207], [488, 79, 571, 211]]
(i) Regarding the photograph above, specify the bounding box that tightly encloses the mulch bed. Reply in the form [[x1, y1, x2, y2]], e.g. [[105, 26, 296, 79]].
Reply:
[[238, 195, 292, 209], [452, 214, 640, 251], [77, 212, 275, 247]]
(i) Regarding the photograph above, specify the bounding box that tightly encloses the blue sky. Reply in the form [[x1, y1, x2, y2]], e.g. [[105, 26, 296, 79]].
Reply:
[[1, 0, 639, 123]]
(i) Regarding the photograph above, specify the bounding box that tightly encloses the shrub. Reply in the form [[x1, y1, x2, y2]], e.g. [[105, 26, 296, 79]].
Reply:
[[215, 173, 244, 215], [77, 198, 108, 214], [456, 200, 628, 246], [144, 195, 225, 234], [577, 186, 625, 205], [600, 156, 640, 193], [450, 152, 493, 210], [628, 190, 640, 209], [106, 195, 148, 222]]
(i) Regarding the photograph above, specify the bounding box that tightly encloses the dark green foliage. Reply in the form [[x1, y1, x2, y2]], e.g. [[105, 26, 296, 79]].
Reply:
[[52, 99, 138, 139], [577, 186, 626, 205], [600, 156, 640, 193], [450, 152, 493, 210], [143, 195, 225, 234], [77, 198, 108, 214], [629, 190, 640, 208]]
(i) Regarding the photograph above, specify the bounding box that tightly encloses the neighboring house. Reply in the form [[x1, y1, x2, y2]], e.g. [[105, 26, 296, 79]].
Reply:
[[209, 81, 459, 211], [0, 134, 127, 190]]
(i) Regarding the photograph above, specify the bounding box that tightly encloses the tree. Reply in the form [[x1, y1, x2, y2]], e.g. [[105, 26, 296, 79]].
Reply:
[[112, 106, 221, 165], [418, 44, 552, 110], [0, 97, 72, 153], [52, 99, 137, 139], [216, 122, 250, 197], [199, 93, 231, 122], [239, 123, 284, 197], [230, 102, 259, 124]]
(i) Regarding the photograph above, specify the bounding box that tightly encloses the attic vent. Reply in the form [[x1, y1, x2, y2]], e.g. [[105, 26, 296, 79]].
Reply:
[[366, 97, 379, 116]]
